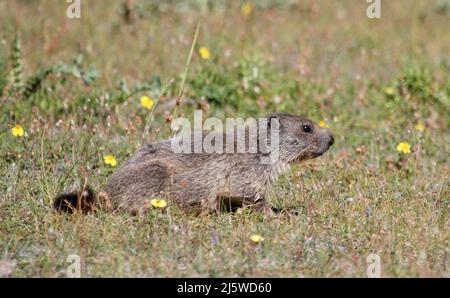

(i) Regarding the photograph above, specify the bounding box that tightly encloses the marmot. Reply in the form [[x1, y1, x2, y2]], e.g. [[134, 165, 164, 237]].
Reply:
[[54, 113, 334, 214]]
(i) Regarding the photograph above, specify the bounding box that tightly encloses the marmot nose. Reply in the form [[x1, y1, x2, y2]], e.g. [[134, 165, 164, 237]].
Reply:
[[328, 135, 334, 147]]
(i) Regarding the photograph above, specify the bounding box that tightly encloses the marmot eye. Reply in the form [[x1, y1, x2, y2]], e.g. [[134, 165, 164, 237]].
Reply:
[[302, 125, 313, 133]]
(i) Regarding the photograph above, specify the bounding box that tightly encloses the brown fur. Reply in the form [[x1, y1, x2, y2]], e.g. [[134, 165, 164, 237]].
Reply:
[[54, 113, 334, 214]]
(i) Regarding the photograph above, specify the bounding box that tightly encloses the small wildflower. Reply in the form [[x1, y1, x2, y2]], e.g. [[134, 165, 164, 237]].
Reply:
[[103, 155, 117, 167], [396, 142, 411, 155], [319, 120, 330, 128], [199, 47, 211, 60], [250, 234, 264, 244], [150, 199, 167, 209], [415, 122, 425, 132], [11, 124, 25, 137], [384, 86, 396, 96], [140, 95, 154, 110], [241, 2, 254, 17]]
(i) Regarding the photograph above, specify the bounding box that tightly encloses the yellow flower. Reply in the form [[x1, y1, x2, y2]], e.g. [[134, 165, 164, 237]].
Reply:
[[150, 199, 167, 209], [250, 234, 264, 244], [415, 122, 425, 132], [140, 95, 154, 110], [396, 142, 411, 154], [384, 87, 396, 96], [241, 2, 254, 17], [11, 124, 25, 137], [103, 155, 117, 167], [319, 120, 330, 128], [199, 47, 211, 60]]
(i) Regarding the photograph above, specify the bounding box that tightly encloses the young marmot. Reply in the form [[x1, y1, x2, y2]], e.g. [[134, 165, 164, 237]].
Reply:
[[54, 113, 334, 214]]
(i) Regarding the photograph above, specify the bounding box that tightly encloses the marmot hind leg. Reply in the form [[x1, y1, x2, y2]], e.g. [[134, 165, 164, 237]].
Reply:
[[105, 160, 174, 215]]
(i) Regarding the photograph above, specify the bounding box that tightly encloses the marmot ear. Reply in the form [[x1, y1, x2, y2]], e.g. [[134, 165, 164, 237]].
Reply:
[[267, 114, 281, 129]]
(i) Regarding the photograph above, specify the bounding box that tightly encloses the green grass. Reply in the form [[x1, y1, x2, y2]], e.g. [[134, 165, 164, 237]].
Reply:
[[0, 0, 449, 277]]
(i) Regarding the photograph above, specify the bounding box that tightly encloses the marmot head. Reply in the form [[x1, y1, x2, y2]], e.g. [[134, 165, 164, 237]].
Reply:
[[268, 113, 334, 163]]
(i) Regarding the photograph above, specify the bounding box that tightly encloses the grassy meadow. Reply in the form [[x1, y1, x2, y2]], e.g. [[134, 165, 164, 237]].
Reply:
[[0, 0, 449, 277]]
